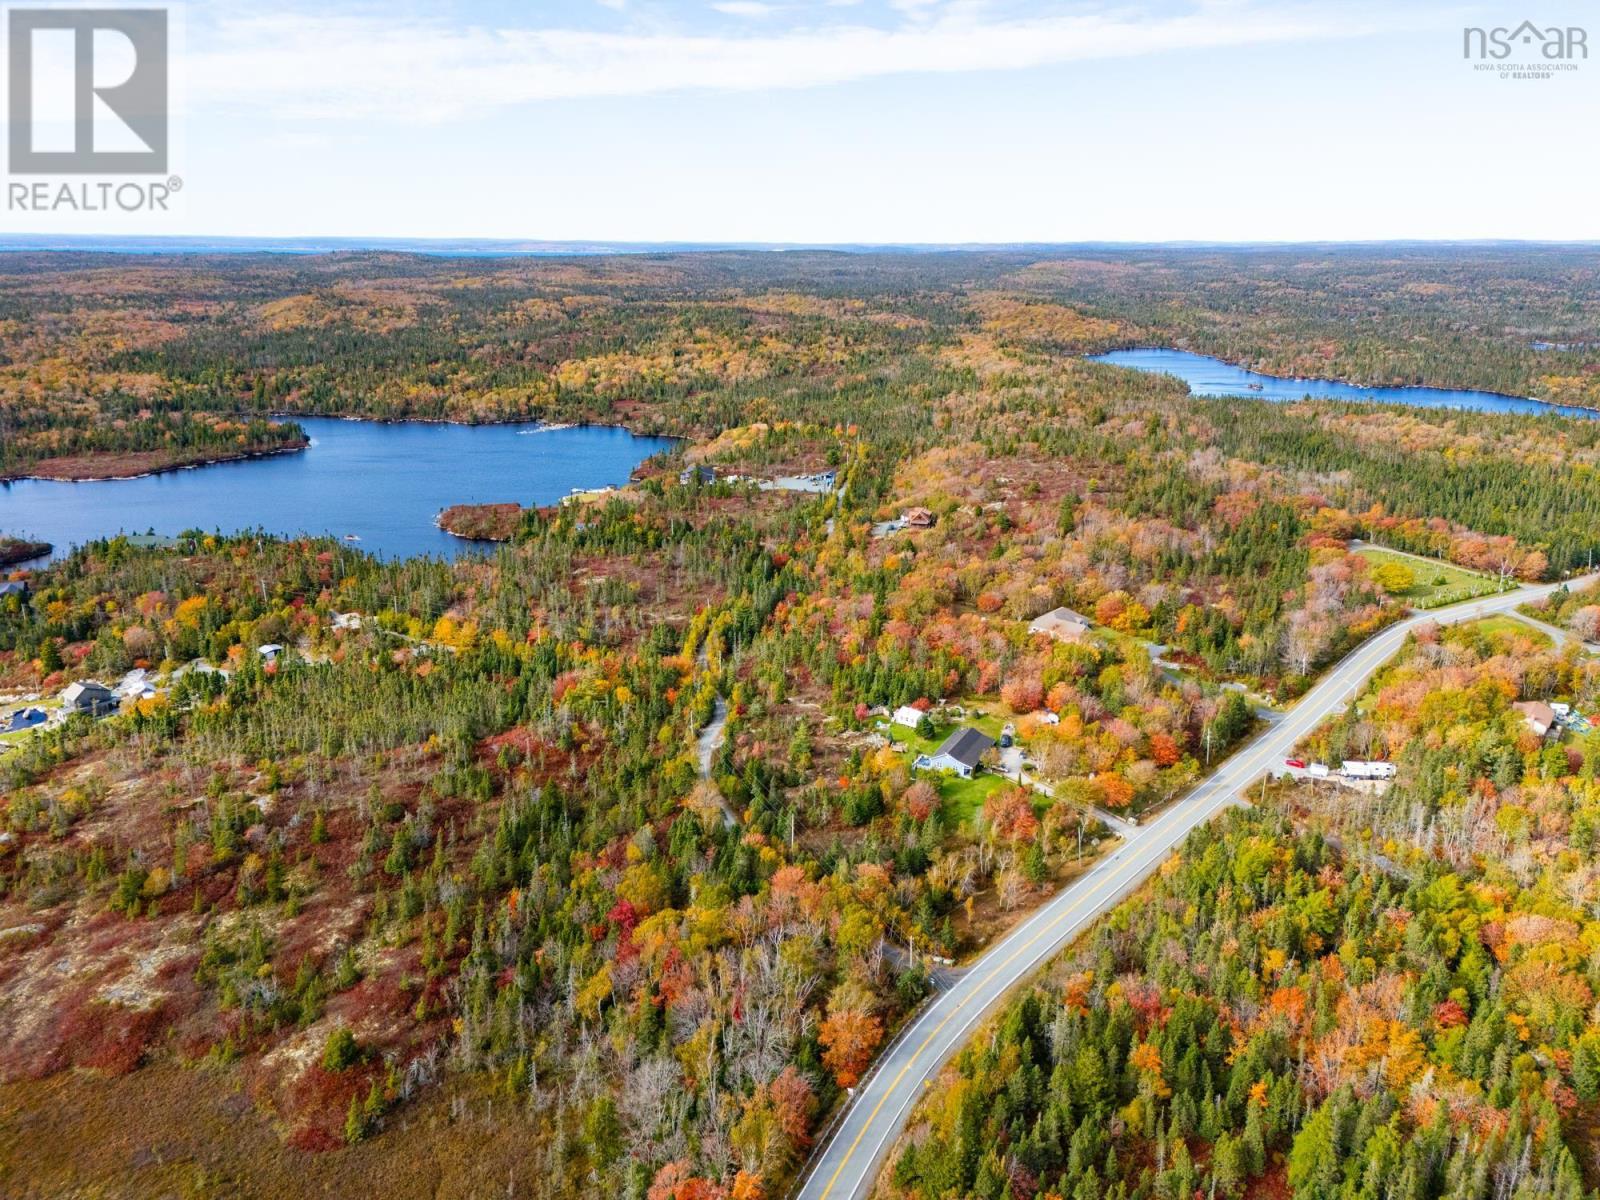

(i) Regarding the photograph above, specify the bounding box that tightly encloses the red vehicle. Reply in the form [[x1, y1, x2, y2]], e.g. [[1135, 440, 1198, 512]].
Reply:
[[1285, 758, 1306, 769]]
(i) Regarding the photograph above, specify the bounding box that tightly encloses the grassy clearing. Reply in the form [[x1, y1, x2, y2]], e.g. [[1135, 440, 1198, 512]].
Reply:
[[1468, 614, 1551, 644], [937, 771, 1009, 829], [1353, 546, 1507, 608], [0, 1063, 552, 1200], [884, 707, 1006, 757], [885, 721, 944, 757]]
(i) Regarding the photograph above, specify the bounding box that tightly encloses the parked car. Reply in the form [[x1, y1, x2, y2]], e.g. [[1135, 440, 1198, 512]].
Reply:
[[1285, 758, 1306, 769]]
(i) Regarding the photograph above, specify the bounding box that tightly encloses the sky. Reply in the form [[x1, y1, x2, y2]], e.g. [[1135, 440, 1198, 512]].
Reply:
[[4, 0, 1599, 241]]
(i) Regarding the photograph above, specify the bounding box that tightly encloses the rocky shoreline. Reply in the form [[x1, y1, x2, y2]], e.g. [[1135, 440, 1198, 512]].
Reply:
[[435, 503, 525, 542], [0, 538, 51, 567]]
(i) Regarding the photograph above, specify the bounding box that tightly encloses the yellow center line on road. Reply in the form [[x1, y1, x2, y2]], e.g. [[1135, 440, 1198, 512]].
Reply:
[[818, 708, 1297, 1196], [811, 579, 1592, 1198]]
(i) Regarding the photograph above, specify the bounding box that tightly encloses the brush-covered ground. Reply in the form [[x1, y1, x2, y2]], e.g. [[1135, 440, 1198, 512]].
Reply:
[[3, 249, 1600, 1199]]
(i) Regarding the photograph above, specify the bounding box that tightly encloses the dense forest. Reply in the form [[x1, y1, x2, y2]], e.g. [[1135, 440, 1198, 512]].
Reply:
[[3, 247, 1600, 1197], [2, 245, 1599, 480], [887, 616, 1600, 1200], [885, 812, 1593, 1200]]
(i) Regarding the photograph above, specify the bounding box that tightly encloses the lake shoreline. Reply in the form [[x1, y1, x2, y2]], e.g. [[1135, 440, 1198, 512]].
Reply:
[[0, 538, 52, 567], [4, 419, 676, 565], [3, 413, 680, 486], [435, 503, 524, 542], [1089, 346, 1599, 417], [1, 438, 312, 485], [262, 409, 684, 444]]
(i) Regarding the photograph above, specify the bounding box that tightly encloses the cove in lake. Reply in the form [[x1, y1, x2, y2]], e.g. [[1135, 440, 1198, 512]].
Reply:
[[1089, 348, 1600, 421], [0, 418, 677, 564]]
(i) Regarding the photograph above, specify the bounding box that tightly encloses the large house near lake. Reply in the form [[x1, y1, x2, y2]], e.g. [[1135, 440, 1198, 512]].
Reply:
[[915, 727, 997, 779], [61, 680, 117, 717]]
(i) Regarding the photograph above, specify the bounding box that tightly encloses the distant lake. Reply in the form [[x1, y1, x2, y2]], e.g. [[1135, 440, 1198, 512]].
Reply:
[[1090, 348, 1600, 420], [0, 419, 676, 563]]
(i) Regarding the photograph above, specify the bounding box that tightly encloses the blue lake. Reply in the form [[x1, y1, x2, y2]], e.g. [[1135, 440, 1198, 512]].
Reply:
[[0, 418, 676, 563], [1089, 348, 1600, 420]]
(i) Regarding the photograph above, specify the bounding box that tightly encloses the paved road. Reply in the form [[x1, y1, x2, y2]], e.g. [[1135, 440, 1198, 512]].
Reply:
[[794, 575, 1593, 1200]]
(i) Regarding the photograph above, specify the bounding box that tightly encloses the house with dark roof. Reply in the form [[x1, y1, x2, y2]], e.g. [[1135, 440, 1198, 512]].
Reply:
[[915, 726, 996, 779], [61, 680, 116, 717]]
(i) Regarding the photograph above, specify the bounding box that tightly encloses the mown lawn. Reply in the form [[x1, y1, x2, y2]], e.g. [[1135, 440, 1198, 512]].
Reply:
[[882, 706, 1014, 827], [937, 771, 1010, 829], [1353, 546, 1507, 608], [884, 707, 1007, 757]]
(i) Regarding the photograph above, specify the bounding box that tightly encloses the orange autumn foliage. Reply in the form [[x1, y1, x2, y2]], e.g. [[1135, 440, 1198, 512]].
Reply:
[[819, 1009, 883, 1089]]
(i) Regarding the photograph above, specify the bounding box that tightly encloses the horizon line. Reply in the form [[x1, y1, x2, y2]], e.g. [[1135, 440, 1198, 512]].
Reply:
[[3, 234, 1600, 258]]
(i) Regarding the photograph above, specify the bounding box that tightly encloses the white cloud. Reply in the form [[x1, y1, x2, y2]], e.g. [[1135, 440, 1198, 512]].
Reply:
[[711, 1, 783, 15], [183, 1, 1434, 122]]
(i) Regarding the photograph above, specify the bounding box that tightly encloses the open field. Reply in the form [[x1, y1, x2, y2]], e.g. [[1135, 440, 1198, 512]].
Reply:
[[935, 771, 1009, 829], [1353, 545, 1508, 607], [1469, 614, 1552, 644]]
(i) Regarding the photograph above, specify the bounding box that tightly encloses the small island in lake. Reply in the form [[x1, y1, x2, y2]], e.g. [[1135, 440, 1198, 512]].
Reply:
[[437, 502, 525, 541], [0, 537, 51, 566]]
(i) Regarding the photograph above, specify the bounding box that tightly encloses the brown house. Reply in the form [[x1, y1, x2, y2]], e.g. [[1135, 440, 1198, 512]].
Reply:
[[902, 507, 936, 528]]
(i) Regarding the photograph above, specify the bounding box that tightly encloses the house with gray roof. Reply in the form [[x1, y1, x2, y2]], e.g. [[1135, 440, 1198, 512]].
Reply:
[[915, 726, 996, 779], [61, 680, 116, 717]]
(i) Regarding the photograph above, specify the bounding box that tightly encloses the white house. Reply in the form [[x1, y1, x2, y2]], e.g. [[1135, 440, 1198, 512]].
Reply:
[[114, 669, 157, 702], [915, 727, 997, 779], [257, 644, 284, 661], [891, 705, 926, 729]]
